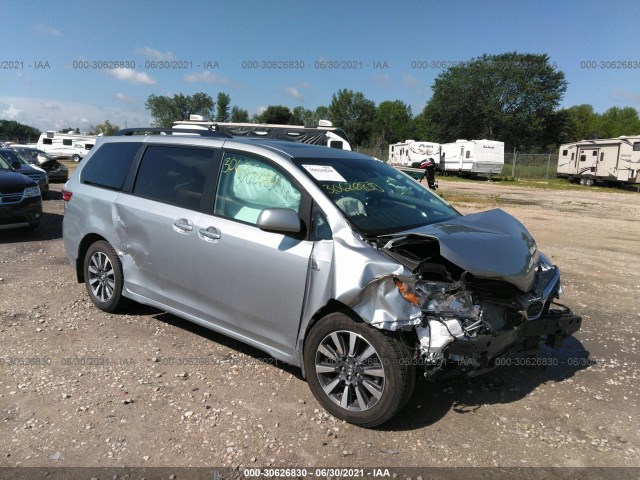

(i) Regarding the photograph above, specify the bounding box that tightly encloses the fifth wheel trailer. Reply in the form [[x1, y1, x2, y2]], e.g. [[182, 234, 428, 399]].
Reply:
[[556, 136, 640, 186], [440, 139, 504, 176], [388, 140, 440, 167]]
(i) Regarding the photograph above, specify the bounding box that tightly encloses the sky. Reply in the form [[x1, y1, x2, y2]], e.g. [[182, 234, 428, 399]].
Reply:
[[1, 0, 639, 132]]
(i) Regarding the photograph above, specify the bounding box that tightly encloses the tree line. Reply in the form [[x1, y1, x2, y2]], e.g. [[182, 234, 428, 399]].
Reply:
[[3, 52, 639, 151]]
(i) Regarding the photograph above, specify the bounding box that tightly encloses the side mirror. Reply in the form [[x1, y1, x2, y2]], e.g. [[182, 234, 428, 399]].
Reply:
[[10, 161, 21, 170], [256, 208, 301, 234]]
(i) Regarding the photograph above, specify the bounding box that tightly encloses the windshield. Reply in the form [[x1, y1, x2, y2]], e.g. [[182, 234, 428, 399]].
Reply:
[[294, 156, 460, 236], [0, 156, 10, 170], [0, 149, 28, 166]]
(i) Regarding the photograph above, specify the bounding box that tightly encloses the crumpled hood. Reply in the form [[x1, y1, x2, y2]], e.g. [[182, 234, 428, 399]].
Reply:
[[385, 209, 540, 292]]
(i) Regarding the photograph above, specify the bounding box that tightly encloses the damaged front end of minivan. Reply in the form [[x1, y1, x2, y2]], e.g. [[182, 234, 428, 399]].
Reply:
[[345, 209, 582, 379]]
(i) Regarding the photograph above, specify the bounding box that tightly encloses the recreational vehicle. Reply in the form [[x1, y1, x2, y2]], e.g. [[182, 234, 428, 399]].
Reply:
[[556, 136, 640, 186], [440, 139, 504, 176], [36, 131, 98, 162], [174, 116, 352, 150], [388, 140, 440, 167]]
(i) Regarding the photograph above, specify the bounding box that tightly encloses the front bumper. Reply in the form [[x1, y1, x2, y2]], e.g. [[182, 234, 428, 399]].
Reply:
[[0, 196, 42, 229], [447, 305, 581, 369]]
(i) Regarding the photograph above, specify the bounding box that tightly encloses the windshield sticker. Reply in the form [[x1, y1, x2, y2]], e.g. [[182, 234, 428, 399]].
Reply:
[[302, 164, 347, 182], [322, 182, 385, 195]]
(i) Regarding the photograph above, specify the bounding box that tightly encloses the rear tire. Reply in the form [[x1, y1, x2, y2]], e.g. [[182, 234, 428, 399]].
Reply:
[[72, 154, 81, 162], [303, 312, 415, 427], [83, 240, 128, 313]]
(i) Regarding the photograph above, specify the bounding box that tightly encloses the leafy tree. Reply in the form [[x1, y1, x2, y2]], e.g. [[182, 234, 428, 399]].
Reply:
[[596, 106, 640, 138], [0, 120, 40, 142], [215, 92, 231, 122], [145, 92, 215, 127], [372, 100, 413, 145], [255, 105, 292, 124], [58, 127, 80, 134], [423, 52, 567, 149], [560, 104, 599, 141], [328, 89, 376, 147], [88, 120, 120, 136], [230, 106, 249, 123], [289, 106, 317, 126], [315, 106, 330, 122]]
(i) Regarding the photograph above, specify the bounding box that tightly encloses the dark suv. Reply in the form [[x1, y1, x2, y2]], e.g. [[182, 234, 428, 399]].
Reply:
[[0, 155, 42, 230], [0, 148, 49, 198]]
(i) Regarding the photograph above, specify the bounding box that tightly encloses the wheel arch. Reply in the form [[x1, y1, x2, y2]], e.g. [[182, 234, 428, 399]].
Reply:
[[75, 233, 107, 283], [298, 300, 363, 378]]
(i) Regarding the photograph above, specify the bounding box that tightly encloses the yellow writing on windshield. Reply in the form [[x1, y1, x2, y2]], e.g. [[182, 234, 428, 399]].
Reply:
[[322, 182, 385, 195]]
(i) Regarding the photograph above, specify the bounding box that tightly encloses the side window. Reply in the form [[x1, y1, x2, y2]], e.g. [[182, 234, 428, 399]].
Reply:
[[592, 150, 598, 156], [311, 206, 332, 241], [82, 142, 141, 190], [214, 152, 301, 225], [42, 138, 52, 145], [562, 149, 568, 156], [465, 151, 470, 158], [634, 142, 640, 152], [133, 145, 212, 209], [580, 155, 586, 162], [63, 139, 72, 146]]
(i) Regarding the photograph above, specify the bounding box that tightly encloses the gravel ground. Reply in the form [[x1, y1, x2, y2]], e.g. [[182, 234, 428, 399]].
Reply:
[[1, 178, 639, 474]]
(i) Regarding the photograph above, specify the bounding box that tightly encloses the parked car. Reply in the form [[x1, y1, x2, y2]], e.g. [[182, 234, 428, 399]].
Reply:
[[0, 154, 42, 230], [8, 146, 69, 182], [0, 148, 49, 198], [62, 128, 581, 427]]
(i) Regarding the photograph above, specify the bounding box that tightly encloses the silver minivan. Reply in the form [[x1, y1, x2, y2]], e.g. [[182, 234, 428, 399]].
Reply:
[[62, 128, 581, 426]]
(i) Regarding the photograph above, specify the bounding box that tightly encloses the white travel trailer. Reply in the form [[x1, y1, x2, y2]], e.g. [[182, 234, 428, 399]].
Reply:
[[439, 139, 504, 176], [173, 116, 352, 151], [36, 131, 98, 161], [557, 136, 640, 186], [388, 140, 440, 167]]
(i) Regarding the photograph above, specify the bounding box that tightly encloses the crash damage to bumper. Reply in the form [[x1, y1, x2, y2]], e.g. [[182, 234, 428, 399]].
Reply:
[[324, 208, 582, 378]]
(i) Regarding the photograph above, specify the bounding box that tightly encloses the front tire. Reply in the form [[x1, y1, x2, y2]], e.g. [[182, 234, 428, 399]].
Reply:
[[83, 240, 127, 312], [303, 312, 415, 427]]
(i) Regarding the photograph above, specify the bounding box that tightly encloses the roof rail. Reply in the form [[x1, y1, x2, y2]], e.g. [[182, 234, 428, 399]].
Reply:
[[114, 127, 232, 138]]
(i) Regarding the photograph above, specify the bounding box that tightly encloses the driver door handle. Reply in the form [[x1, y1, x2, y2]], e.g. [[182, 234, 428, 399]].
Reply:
[[198, 226, 221, 241]]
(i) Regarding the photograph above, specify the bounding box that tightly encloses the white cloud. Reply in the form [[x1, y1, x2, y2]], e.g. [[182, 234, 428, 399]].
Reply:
[[31, 23, 60, 37], [1, 104, 22, 119], [285, 86, 303, 102], [373, 73, 390, 87], [108, 68, 156, 85], [0, 96, 151, 132], [402, 74, 421, 88], [610, 88, 640, 109], [182, 71, 233, 85], [135, 47, 174, 61], [115, 92, 139, 104]]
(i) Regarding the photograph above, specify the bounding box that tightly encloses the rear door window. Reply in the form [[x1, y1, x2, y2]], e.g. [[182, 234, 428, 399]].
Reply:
[[81, 142, 141, 190], [132, 145, 214, 210]]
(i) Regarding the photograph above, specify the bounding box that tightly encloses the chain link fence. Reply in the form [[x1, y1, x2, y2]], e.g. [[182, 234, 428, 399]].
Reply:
[[503, 152, 557, 179]]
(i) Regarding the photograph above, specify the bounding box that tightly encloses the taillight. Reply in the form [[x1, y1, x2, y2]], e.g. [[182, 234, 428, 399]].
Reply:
[[62, 189, 72, 202]]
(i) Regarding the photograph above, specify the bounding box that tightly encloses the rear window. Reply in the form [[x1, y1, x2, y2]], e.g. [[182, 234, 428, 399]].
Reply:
[[81, 142, 141, 190]]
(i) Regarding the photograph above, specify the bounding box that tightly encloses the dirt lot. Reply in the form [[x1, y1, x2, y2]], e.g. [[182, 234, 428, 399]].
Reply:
[[1, 177, 639, 474]]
